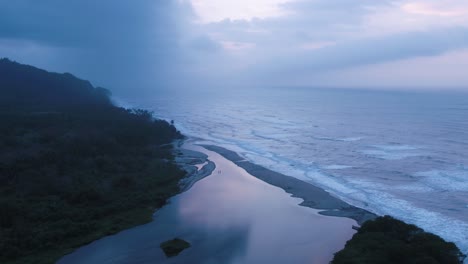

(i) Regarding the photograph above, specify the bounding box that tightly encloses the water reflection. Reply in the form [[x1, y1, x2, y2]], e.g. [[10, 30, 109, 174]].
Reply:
[[58, 145, 355, 264]]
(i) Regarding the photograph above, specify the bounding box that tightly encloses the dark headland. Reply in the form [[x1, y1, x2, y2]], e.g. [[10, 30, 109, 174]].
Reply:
[[0, 58, 186, 264]]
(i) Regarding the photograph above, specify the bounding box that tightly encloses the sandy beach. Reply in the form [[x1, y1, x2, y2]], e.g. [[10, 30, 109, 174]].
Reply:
[[57, 141, 359, 264]]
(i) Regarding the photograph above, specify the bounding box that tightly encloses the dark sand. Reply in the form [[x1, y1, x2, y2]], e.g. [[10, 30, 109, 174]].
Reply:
[[201, 145, 376, 225]]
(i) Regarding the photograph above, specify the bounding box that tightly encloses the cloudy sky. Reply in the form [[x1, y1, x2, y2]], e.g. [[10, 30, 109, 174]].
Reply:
[[1, 0, 468, 94]]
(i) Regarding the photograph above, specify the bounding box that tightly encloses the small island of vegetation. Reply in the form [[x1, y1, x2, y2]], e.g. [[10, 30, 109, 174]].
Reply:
[[0, 58, 186, 264], [160, 238, 191, 257]]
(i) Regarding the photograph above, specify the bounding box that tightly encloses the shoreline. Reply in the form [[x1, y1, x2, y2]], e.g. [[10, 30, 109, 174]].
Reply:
[[58, 140, 358, 264], [55, 138, 465, 264], [200, 144, 376, 225], [173, 140, 216, 192]]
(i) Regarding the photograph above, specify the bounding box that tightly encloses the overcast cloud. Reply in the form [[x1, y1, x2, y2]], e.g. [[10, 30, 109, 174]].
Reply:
[[1, 0, 468, 93]]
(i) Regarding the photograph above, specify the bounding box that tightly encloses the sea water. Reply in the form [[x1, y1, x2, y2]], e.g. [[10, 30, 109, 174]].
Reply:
[[128, 87, 468, 257]]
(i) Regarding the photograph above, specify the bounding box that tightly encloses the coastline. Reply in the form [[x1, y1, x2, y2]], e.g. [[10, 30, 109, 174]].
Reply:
[[201, 144, 376, 225], [194, 142, 465, 263], [55, 136, 467, 264], [173, 139, 216, 192], [4, 58, 464, 263], [58, 139, 358, 264]]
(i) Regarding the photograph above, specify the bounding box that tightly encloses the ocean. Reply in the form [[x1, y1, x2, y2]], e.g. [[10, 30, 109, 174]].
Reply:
[[125, 87, 468, 256]]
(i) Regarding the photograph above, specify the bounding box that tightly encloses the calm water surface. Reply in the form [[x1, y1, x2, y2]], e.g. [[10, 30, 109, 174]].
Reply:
[[58, 145, 355, 264]]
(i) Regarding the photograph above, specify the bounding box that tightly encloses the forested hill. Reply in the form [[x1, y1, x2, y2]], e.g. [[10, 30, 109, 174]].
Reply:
[[0, 59, 186, 264], [0, 58, 111, 110]]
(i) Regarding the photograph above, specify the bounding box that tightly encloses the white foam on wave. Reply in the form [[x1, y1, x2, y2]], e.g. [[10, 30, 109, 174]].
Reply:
[[341, 137, 364, 142], [413, 168, 468, 192], [373, 144, 420, 151], [299, 173, 468, 257], [186, 136, 468, 258], [361, 144, 424, 160], [250, 130, 289, 143], [361, 149, 422, 160], [303, 170, 371, 205], [312, 136, 363, 142], [242, 152, 316, 182], [225, 145, 468, 257], [322, 165, 353, 170], [395, 184, 435, 193], [360, 190, 468, 259]]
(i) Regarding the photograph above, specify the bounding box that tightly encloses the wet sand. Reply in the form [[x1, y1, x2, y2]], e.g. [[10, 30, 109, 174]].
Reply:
[[57, 143, 357, 264]]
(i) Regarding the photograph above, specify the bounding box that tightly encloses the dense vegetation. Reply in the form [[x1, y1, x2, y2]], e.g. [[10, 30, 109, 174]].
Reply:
[[0, 59, 186, 264], [0, 58, 111, 110], [160, 238, 191, 257], [332, 216, 466, 264]]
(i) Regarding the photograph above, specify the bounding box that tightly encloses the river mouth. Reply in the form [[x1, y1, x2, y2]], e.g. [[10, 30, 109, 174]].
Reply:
[[58, 143, 356, 264]]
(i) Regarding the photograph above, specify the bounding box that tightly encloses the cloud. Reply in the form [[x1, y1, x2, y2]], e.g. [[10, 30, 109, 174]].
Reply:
[[0, 0, 194, 95], [1, 0, 467, 91], [190, 0, 293, 23], [285, 27, 468, 71], [402, 1, 468, 17], [189, 0, 468, 88], [306, 48, 468, 89]]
